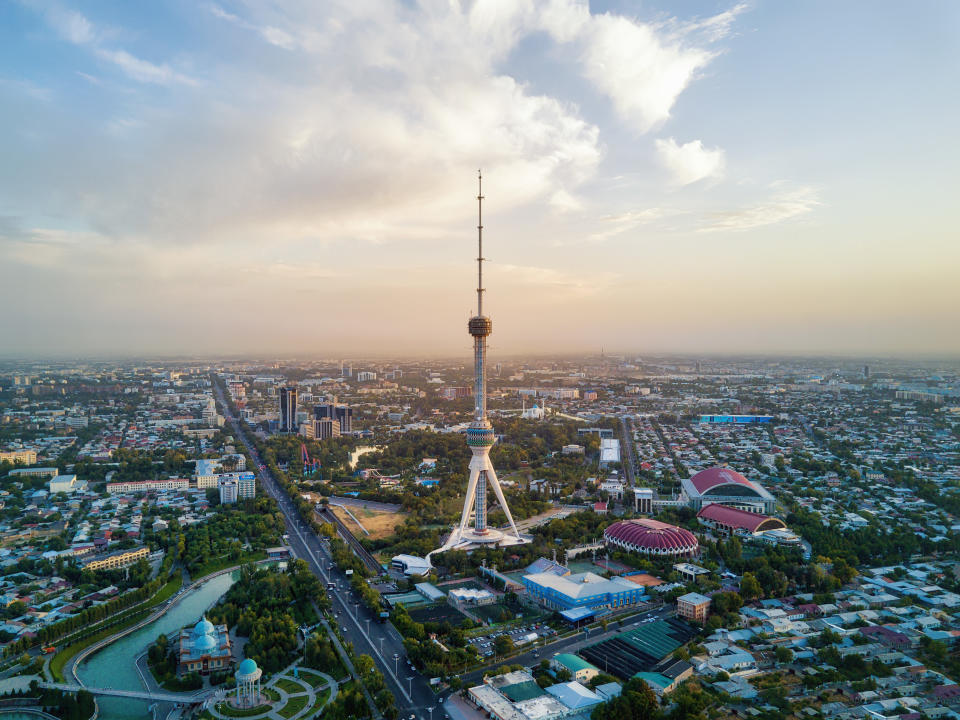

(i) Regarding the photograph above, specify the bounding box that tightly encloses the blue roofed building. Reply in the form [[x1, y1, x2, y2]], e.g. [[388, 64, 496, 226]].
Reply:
[[522, 571, 646, 612], [545, 681, 604, 711], [178, 616, 232, 675]]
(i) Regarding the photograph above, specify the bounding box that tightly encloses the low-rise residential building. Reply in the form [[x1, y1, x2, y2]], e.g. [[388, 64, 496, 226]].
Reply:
[[106, 478, 190, 494], [677, 592, 711, 624], [551, 653, 600, 683], [82, 546, 150, 571]]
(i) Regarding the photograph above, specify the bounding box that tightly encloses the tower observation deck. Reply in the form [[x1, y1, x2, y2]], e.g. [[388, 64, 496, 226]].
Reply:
[[430, 173, 529, 557]]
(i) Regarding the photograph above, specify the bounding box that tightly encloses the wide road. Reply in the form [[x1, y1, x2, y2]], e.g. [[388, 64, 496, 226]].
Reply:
[[212, 380, 443, 720], [620, 415, 637, 486]]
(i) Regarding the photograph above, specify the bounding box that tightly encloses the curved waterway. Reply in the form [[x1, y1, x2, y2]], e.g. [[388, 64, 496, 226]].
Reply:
[[76, 571, 238, 720]]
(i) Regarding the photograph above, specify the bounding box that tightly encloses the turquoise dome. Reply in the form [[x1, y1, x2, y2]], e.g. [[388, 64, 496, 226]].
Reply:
[[237, 658, 258, 676], [192, 616, 215, 638], [193, 633, 217, 654]]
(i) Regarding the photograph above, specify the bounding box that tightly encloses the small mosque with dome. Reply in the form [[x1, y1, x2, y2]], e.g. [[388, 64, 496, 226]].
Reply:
[[177, 615, 232, 675]]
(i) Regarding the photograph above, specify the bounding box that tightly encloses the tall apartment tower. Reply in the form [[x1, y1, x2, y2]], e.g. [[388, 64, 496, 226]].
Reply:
[[279, 386, 298, 433]]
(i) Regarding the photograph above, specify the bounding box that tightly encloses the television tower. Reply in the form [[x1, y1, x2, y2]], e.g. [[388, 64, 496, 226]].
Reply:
[[433, 172, 527, 556]]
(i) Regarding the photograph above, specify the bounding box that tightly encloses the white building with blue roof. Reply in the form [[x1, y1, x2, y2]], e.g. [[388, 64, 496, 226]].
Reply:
[[178, 616, 232, 675]]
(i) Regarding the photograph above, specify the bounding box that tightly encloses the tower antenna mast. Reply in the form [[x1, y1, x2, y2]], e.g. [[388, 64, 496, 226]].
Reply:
[[477, 170, 484, 317]]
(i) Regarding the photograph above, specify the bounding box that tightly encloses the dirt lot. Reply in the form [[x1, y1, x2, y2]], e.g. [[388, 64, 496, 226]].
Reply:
[[331, 505, 407, 540]]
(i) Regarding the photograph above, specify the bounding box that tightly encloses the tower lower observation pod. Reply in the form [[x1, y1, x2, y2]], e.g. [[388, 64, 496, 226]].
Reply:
[[431, 173, 530, 557]]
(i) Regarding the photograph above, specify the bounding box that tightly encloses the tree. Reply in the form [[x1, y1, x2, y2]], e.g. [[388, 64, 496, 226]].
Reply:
[[725, 536, 742, 562], [356, 654, 375, 678], [591, 677, 661, 720], [739, 572, 762, 601], [774, 646, 793, 663], [494, 635, 515, 657]]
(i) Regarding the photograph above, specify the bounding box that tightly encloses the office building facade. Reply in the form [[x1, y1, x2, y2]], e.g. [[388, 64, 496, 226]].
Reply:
[[279, 386, 298, 433], [314, 403, 352, 433]]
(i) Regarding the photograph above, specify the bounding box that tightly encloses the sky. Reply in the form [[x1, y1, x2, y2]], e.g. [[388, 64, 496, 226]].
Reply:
[[1, 0, 958, 359]]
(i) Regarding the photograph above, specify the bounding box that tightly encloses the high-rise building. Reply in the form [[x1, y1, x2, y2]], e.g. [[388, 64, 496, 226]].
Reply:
[[219, 477, 238, 504], [202, 398, 218, 425], [279, 386, 298, 433], [218, 472, 255, 502], [314, 403, 352, 434], [314, 418, 341, 440], [864, 364, 870, 378], [237, 472, 256, 499], [431, 173, 528, 559]]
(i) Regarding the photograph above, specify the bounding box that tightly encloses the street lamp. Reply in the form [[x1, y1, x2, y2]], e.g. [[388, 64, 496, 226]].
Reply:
[[428, 707, 435, 720], [407, 676, 413, 696], [379, 637, 384, 656], [365, 618, 371, 635], [393, 653, 399, 675]]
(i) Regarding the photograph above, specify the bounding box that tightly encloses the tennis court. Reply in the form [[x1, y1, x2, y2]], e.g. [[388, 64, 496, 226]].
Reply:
[[594, 558, 632, 574], [407, 602, 468, 625]]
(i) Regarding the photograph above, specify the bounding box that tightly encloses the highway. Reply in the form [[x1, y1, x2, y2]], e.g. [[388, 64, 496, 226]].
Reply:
[[620, 415, 637, 486], [212, 379, 444, 719]]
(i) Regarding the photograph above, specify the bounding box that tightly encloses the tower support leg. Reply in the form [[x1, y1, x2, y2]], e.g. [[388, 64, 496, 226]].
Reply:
[[484, 460, 522, 539]]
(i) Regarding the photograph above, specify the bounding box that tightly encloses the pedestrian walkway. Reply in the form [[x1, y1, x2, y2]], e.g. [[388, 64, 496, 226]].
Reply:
[[205, 660, 337, 720]]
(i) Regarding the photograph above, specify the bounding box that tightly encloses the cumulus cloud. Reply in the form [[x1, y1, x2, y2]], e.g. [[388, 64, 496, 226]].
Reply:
[[534, 2, 746, 132], [655, 137, 725, 186], [700, 186, 821, 232]]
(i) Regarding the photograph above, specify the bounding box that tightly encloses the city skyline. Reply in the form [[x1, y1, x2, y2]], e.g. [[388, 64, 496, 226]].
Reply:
[[2, 1, 959, 357]]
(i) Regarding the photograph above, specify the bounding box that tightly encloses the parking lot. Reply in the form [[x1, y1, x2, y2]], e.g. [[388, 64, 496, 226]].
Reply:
[[468, 622, 557, 658]]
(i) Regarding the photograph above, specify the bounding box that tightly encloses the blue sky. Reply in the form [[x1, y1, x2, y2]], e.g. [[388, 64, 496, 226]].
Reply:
[[1, 1, 958, 357]]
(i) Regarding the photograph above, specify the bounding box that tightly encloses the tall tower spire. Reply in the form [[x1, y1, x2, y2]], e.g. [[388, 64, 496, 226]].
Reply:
[[428, 171, 528, 559], [477, 170, 484, 317]]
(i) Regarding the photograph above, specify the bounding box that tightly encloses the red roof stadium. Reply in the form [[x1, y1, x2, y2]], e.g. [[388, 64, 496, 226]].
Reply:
[[696, 504, 786, 533], [603, 519, 699, 557], [689, 467, 756, 495]]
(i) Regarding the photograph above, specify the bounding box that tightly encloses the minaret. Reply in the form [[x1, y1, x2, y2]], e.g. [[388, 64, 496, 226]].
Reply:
[[434, 172, 525, 554]]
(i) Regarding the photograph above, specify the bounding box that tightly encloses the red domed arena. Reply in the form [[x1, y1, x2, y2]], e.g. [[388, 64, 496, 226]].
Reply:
[[603, 518, 699, 558]]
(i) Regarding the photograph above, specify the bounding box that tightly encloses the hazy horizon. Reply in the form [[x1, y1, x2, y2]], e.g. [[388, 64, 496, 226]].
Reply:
[[2, 1, 958, 357]]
